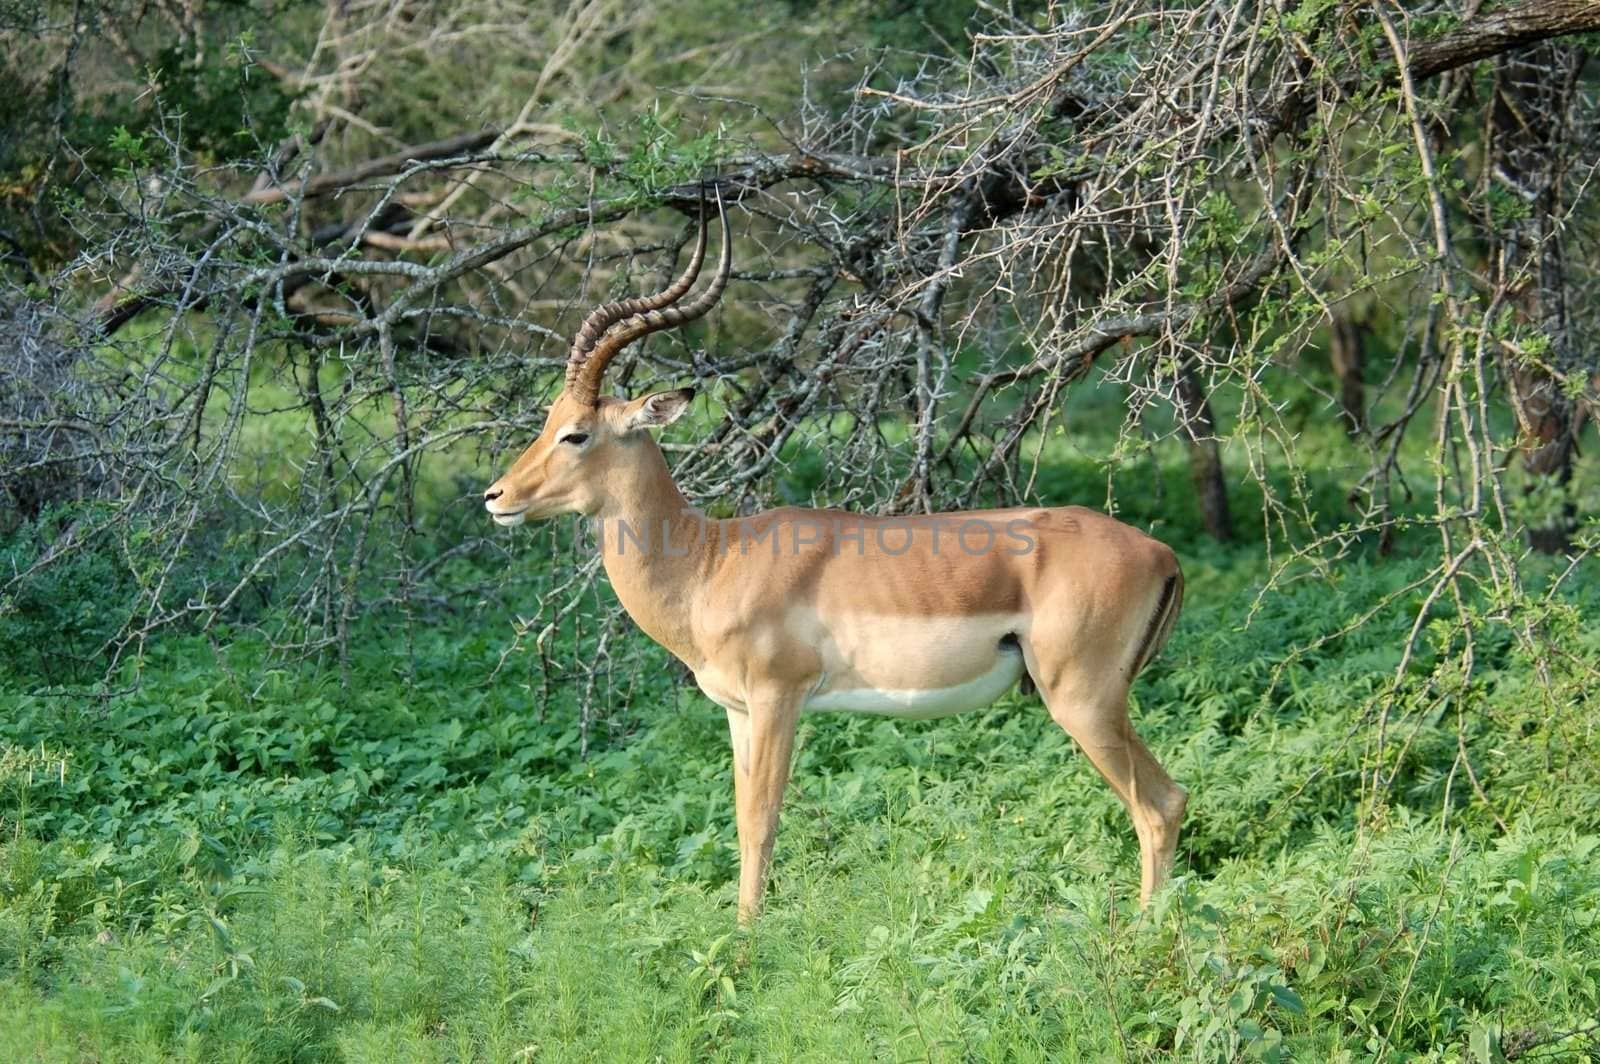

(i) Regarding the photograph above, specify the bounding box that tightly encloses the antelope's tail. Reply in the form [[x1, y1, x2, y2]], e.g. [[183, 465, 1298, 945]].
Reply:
[[1128, 563, 1184, 681]]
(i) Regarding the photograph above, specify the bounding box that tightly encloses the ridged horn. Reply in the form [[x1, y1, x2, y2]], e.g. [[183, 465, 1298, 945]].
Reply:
[[565, 188, 730, 407]]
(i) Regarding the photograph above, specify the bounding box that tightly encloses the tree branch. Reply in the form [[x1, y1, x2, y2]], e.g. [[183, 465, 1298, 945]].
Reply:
[[242, 129, 505, 206], [1408, 0, 1600, 82]]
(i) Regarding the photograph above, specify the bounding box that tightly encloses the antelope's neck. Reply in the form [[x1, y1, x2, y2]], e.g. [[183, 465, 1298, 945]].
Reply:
[[591, 445, 711, 667]]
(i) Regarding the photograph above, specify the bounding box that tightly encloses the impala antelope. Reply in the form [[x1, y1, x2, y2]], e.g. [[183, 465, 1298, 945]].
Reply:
[[484, 194, 1187, 922]]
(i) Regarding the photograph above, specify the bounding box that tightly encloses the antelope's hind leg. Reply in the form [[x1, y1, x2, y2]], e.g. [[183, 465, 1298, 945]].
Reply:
[[1037, 675, 1186, 907]]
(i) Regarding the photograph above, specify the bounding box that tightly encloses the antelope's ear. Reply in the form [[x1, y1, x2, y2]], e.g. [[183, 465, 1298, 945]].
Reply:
[[617, 388, 695, 433]]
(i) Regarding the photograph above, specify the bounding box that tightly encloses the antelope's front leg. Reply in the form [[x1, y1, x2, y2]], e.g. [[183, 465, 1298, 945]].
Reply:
[[724, 693, 802, 924]]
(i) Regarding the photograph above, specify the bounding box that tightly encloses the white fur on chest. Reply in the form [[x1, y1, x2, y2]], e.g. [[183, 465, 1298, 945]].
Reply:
[[802, 648, 1024, 719]]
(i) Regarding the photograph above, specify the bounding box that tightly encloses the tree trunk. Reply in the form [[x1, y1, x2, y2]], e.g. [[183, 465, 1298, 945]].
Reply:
[[1329, 312, 1365, 434], [1176, 356, 1234, 542], [1488, 43, 1588, 554]]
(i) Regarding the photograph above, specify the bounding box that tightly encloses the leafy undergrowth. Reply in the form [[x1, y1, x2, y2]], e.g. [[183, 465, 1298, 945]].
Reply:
[[2, 551, 1598, 1061]]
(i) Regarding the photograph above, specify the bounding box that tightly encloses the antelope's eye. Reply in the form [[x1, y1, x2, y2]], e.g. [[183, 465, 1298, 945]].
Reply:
[[560, 432, 590, 446]]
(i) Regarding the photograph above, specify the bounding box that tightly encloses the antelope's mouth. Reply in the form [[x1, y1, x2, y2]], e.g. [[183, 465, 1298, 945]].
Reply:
[[486, 504, 529, 527]]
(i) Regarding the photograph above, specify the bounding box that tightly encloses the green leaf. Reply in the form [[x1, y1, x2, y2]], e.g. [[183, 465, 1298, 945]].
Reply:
[[1269, 984, 1306, 1015], [1469, 1023, 1504, 1064]]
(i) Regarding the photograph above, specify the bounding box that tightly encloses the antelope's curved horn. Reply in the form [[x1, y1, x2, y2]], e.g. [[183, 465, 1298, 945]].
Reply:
[[566, 190, 730, 407]]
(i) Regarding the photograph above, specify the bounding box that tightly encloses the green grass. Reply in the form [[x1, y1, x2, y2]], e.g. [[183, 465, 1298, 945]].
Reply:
[[2, 527, 1598, 1061]]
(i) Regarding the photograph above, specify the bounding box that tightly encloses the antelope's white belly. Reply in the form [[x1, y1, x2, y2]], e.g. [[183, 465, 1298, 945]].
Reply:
[[802, 646, 1024, 719]]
